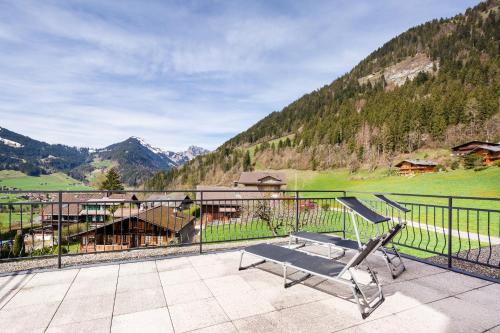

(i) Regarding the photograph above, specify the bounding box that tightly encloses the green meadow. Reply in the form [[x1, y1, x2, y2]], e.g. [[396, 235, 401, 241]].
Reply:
[[285, 167, 500, 208], [0, 170, 91, 192]]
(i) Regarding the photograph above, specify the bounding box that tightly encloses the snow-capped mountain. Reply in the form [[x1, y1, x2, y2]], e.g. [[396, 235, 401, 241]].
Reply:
[[165, 145, 210, 165], [127, 137, 209, 165], [0, 127, 209, 186]]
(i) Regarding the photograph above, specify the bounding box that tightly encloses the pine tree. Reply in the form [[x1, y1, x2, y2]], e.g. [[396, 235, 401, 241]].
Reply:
[[100, 168, 124, 191], [243, 151, 252, 171]]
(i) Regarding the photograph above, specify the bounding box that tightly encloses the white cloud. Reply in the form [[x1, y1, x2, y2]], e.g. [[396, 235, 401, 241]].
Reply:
[[0, 0, 477, 151]]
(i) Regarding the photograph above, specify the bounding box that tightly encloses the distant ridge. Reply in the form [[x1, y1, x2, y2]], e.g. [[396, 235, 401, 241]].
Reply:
[[0, 127, 208, 186]]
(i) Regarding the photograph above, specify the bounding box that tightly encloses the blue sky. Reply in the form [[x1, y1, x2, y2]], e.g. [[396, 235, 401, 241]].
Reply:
[[0, 0, 477, 151]]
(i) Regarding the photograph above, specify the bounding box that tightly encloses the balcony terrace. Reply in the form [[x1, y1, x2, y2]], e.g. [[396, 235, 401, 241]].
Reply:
[[0, 247, 499, 333]]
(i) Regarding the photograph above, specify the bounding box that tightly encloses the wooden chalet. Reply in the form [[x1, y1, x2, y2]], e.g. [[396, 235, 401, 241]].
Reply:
[[196, 186, 263, 224], [145, 193, 193, 212], [41, 193, 102, 226], [74, 206, 195, 252], [395, 160, 437, 175], [452, 141, 500, 165], [236, 172, 287, 196], [41, 193, 140, 227], [451, 141, 500, 156]]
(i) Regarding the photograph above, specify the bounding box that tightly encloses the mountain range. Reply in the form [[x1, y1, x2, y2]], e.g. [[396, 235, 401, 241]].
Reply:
[[152, 0, 499, 189], [0, 126, 208, 186]]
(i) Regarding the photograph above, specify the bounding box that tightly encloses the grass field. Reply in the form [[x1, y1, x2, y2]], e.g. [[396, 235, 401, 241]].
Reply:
[[284, 167, 500, 209], [0, 170, 91, 191], [201, 214, 482, 259]]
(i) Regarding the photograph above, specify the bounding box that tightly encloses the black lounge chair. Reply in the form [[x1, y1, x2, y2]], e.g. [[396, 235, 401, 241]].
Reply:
[[239, 236, 385, 319], [290, 196, 409, 278], [373, 195, 410, 278]]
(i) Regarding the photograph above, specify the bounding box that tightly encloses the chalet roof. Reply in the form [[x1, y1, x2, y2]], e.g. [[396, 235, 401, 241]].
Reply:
[[395, 159, 437, 167], [147, 193, 192, 202], [71, 206, 193, 237], [103, 193, 138, 201], [42, 202, 80, 217], [470, 145, 500, 153], [42, 193, 103, 216], [113, 208, 141, 218], [196, 186, 263, 205], [42, 193, 139, 217], [451, 141, 500, 151], [237, 172, 287, 185]]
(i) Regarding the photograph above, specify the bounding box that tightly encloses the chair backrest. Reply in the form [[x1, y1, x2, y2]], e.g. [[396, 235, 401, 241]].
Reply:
[[347, 236, 384, 268], [381, 223, 404, 247], [336, 197, 390, 224], [375, 194, 411, 213]]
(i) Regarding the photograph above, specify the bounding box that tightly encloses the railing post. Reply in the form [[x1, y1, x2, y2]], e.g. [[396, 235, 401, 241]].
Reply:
[[199, 191, 203, 254], [447, 196, 453, 268], [57, 191, 62, 269], [295, 191, 299, 233], [342, 191, 346, 239]]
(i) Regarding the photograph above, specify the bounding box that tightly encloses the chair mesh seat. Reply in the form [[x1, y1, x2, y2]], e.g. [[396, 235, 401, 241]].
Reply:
[[244, 243, 346, 277], [291, 231, 358, 249]]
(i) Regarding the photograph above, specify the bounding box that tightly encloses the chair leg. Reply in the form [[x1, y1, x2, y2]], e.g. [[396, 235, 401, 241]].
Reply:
[[283, 265, 288, 288], [381, 247, 406, 278], [349, 270, 384, 319], [238, 251, 266, 271]]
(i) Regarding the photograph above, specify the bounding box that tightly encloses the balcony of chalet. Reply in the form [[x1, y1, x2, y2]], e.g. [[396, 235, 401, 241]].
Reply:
[[0, 246, 498, 333]]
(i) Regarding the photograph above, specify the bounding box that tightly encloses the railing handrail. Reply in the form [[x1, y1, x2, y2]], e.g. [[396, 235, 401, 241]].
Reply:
[[1, 189, 498, 201]]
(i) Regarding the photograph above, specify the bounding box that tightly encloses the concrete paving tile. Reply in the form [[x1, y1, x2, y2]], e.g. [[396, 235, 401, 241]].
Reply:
[[119, 261, 157, 276], [485, 324, 500, 333], [76, 265, 119, 281], [117, 272, 161, 292], [412, 271, 490, 296], [23, 269, 78, 288], [215, 289, 275, 320], [188, 253, 224, 267], [156, 257, 192, 272], [233, 313, 284, 333], [377, 260, 446, 285], [366, 279, 450, 319], [0, 301, 60, 333], [169, 297, 229, 332], [204, 275, 253, 296], [395, 296, 500, 333], [46, 316, 111, 333], [238, 298, 360, 333], [4, 283, 70, 309], [256, 283, 330, 310], [113, 287, 166, 315], [0, 274, 34, 308], [51, 293, 114, 326], [194, 263, 237, 279], [455, 283, 500, 312], [111, 307, 174, 333], [0, 273, 33, 291], [337, 315, 412, 333], [65, 278, 117, 299], [239, 268, 284, 290], [163, 280, 212, 305], [159, 267, 200, 286], [188, 322, 238, 333]]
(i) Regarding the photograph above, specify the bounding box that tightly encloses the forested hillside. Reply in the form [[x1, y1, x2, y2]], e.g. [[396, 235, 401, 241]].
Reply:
[[146, 0, 500, 190]]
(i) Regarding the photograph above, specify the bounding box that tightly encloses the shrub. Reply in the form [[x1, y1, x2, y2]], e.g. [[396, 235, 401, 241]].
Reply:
[[31, 245, 68, 256], [450, 160, 460, 170], [464, 154, 483, 169], [436, 164, 446, 172], [12, 233, 25, 257], [474, 166, 489, 172], [1, 243, 11, 258]]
